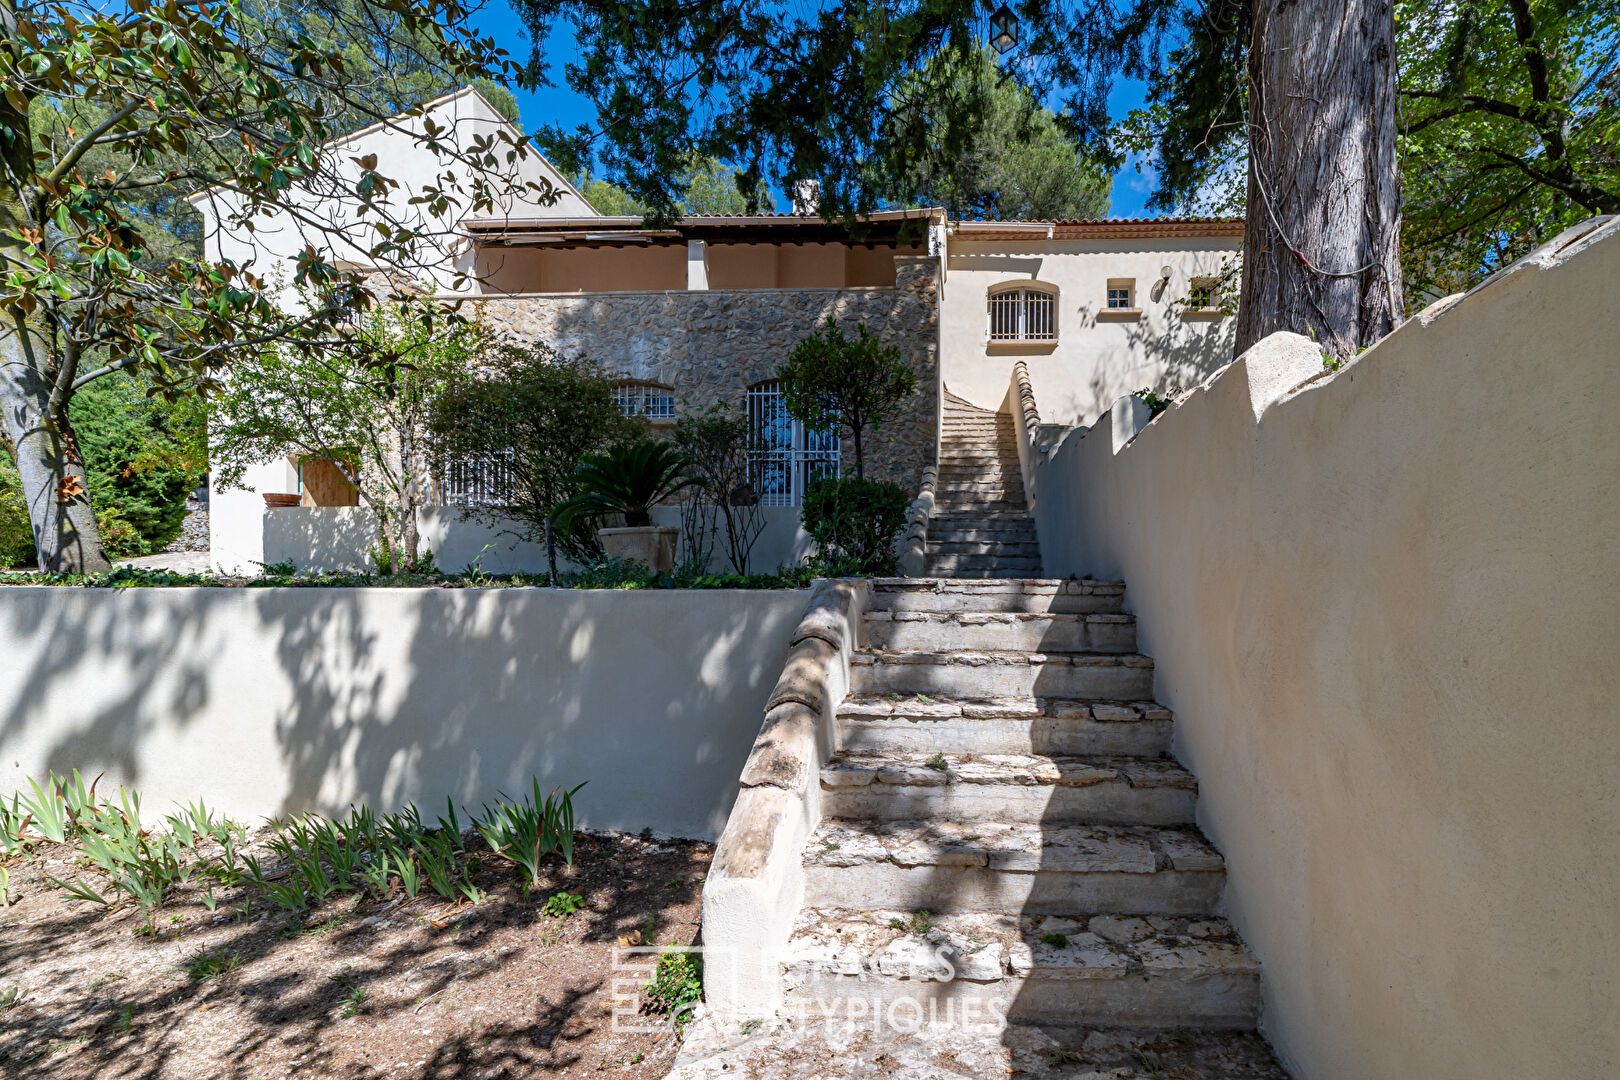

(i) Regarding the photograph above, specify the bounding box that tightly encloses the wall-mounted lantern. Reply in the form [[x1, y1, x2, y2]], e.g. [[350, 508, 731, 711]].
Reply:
[[990, 4, 1019, 54]]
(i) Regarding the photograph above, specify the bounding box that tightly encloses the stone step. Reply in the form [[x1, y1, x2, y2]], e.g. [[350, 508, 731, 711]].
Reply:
[[928, 539, 1042, 556], [925, 553, 1043, 573], [934, 498, 1029, 512], [927, 518, 1037, 534], [929, 535, 1040, 551], [781, 909, 1260, 1029], [820, 752, 1196, 825], [867, 578, 1124, 614], [803, 820, 1225, 916], [839, 695, 1171, 756], [851, 649, 1154, 699], [927, 567, 1037, 579], [866, 610, 1134, 653], [937, 465, 1023, 478], [934, 482, 1022, 492]]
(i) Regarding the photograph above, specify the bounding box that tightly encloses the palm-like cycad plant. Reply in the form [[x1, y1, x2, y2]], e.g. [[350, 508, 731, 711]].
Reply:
[[556, 439, 697, 528]]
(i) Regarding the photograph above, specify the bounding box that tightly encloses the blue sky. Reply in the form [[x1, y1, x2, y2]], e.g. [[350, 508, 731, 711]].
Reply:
[[474, 6, 1159, 218]]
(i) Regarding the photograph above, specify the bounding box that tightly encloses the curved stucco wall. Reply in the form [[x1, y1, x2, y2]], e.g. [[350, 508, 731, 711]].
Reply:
[[0, 588, 807, 840], [1033, 219, 1620, 1080]]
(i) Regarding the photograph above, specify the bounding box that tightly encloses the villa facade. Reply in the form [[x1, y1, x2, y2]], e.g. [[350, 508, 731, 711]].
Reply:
[[194, 88, 1243, 574]]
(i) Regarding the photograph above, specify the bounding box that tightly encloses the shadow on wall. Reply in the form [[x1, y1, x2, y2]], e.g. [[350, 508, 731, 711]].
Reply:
[[1073, 301, 1236, 422], [0, 587, 806, 839]]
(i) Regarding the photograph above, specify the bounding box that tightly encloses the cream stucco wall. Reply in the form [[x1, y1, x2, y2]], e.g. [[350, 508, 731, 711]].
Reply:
[[0, 587, 806, 840], [1032, 219, 1620, 1080], [940, 236, 1240, 426]]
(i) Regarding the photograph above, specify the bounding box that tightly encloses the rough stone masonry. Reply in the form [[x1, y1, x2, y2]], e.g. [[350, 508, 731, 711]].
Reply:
[[467, 256, 941, 495]]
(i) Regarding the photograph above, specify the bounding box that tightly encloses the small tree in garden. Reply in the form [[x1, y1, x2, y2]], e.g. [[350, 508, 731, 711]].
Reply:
[[429, 345, 639, 583], [674, 408, 766, 575], [0, 0, 544, 573], [213, 300, 484, 573], [779, 320, 916, 480]]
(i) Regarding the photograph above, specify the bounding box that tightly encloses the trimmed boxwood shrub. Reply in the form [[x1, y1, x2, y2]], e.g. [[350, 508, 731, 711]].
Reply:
[[801, 475, 908, 577]]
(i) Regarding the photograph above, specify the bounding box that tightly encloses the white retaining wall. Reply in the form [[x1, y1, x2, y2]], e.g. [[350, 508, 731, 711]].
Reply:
[[1031, 219, 1620, 1080], [0, 587, 808, 840], [213, 501, 814, 578]]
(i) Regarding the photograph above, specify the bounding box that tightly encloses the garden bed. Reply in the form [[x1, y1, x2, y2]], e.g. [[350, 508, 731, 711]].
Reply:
[[0, 809, 711, 1078]]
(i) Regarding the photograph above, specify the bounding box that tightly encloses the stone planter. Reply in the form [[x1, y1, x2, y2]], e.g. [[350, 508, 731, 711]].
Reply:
[[598, 525, 679, 573]]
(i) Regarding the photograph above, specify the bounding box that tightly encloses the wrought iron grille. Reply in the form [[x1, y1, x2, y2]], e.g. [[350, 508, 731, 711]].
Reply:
[[747, 380, 840, 507], [988, 288, 1057, 341]]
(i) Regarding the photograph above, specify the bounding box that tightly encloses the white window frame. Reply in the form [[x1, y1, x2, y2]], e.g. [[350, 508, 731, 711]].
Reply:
[[613, 381, 677, 420], [1106, 277, 1137, 310], [986, 283, 1059, 342], [1187, 277, 1219, 311], [747, 380, 840, 507]]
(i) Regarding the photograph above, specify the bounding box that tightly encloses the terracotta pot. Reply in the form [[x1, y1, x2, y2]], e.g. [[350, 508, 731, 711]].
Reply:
[[262, 492, 301, 508], [598, 525, 679, 574]]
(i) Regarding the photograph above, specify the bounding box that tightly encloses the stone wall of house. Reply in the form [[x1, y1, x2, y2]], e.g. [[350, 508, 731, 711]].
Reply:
[[468, 256, 940, 495]]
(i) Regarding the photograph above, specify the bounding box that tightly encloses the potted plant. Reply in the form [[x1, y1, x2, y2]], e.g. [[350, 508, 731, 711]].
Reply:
[[557, 440, 697, 574]]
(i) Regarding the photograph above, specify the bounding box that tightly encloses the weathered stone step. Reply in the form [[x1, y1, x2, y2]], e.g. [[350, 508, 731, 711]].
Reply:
[[803, 819, 1225, 915], [781, 909, 1260, 1029], [925, 553, 1043, 573], [929, 536, 1039, 552], [838, 694, 1172, 755], [867, 610, 1134, 653], [934, 497, 1029, 511], [852, 649, 1154, 699], [928, 514, 1036, 528], [936, 466, 1023, 479], [820, 752, 1195, 824], [868, 578, 1124, 614], [928, 540, 1042, 556], [935, 484, 1026, 498]]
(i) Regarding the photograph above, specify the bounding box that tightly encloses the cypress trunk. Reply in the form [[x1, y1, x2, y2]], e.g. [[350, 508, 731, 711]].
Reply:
[[1238, 0, 1405, 363]]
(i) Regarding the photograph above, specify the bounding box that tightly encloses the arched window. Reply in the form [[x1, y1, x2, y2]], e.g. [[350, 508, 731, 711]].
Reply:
[[987, 282, 1058, 342], [747, 379, 840, 507], [612, 380, 677, 419]]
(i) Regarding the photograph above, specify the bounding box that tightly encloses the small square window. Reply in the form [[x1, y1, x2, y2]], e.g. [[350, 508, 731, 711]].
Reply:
[[1188, 278, 1218, 310], [1106, 278, 1135, 309]]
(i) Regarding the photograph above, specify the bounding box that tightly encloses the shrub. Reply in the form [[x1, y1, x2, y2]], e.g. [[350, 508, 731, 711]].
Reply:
[[673, 408, 765, 575], [70, 377, 204, 556], [556, 439, 696, 530], [801, 475, 908, 576], [0, 448, 33, 569]]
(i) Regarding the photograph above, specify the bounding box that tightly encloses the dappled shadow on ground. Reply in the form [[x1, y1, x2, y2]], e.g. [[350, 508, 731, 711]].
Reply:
[[0, 830, 710, 1079]]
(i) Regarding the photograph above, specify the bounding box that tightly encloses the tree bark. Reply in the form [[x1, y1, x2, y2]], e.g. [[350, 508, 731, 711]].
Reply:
[[1238, 0, 1405, 362], [0, 328, 112, 573], [0, 94, 112, 573]]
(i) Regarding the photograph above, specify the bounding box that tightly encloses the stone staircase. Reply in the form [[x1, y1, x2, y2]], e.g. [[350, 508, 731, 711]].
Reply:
[[928, 394, 1042, 578], [783, 577, 1265, 1036]]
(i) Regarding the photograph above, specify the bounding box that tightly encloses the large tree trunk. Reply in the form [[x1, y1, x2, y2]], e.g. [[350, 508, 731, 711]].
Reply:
[[0, 94, 111, 573], [0, 321, 111, 573], [1238, 0, 1405, 362]]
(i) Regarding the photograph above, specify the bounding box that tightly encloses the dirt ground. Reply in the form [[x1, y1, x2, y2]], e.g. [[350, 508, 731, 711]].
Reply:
[[0, 829, 711, 1079]]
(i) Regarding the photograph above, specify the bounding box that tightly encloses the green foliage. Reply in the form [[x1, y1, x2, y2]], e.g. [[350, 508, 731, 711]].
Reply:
[[213, 299, 484, 572], [70, 378, 204, 557], [1398, 0, 1620, 296], [780, 320, 916, 479], [430, 344, 640, 577], [891, 46, 1111, 219], [1040, 932, 1070, 948], [642, 949, 703, 1031], [1, 0, 544, 571], [888, 910, 935, 935], [1132, 388, 1179, 418], [556, 439, 697, 531], [184, 948, 241, 982], [574, 153, 772, 218], [540, 890, 587, 918], [801, 476, 908, 577], [473, 780, 585, 887], [0, 448, 35, 569], [924, 753, 949, 771]]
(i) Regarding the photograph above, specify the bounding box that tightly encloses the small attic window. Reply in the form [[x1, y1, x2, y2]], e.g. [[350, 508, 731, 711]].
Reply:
[[988, 283, 1058, 342]]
